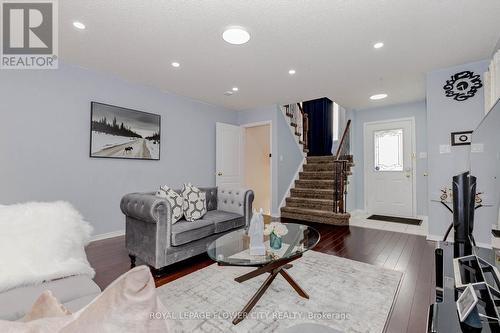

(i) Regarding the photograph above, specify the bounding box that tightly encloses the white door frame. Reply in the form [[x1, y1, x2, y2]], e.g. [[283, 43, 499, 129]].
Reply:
[[363, 117, 417, 217], [241, 121, 273, 214]]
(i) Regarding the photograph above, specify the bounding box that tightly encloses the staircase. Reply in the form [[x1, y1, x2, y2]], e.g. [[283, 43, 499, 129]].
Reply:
[[280, 105, 353, 225]]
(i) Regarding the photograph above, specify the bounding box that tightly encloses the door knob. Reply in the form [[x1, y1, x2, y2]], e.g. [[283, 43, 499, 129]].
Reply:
[[217, 172, 223, 176]]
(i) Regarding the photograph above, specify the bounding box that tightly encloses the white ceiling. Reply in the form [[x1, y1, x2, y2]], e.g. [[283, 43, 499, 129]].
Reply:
[[60, 0, 500, 111]]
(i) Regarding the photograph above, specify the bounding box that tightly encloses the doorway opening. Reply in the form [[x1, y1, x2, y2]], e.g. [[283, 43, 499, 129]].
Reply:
[[242, 122, 272, 216]]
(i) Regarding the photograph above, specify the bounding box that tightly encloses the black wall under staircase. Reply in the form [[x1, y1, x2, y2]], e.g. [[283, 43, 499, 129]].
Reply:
[[303, 97, 333, 156]]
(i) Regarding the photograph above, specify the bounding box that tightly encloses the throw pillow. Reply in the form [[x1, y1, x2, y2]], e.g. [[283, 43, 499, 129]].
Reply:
[[181, 183, 207, 222], [20, 290, 71, 322], [0, 201, 95, 294], [156, 185, 184, 224], [0, 266, 169, 332]]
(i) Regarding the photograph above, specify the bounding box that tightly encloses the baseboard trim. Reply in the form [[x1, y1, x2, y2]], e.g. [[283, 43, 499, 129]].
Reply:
[[90, 230, 125, 242], [426, 234, 492, 249], [426, 234, 445, 243]]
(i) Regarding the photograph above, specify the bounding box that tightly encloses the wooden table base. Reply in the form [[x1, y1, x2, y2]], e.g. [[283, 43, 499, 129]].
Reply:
[[232, 253, 309, 325]]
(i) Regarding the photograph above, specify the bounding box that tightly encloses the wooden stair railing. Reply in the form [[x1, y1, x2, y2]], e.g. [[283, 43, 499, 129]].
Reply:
[[332, 119, 352, 214], [283, 103, 309, 153], [297, 103, 309, 152]]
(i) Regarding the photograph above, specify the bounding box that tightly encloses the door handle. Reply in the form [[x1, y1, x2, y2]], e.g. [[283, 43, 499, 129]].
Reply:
[[217, 172, 223, 176]]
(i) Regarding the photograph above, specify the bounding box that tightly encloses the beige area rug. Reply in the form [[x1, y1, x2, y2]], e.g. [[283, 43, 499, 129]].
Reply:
[[156, 250, 402, 333]]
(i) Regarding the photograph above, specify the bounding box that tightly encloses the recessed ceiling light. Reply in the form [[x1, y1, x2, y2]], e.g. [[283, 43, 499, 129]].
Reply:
[[370, 93, 388, 100], [232, 87, 239, 92], [73, 21, 86, 30], [222, 27, 250, 45], [288, 69, 296, 75], [171, 62, 180, 68], [373, 42, 384, 49]]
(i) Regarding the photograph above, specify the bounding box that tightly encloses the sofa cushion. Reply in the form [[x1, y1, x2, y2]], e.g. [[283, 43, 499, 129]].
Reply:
[[199, 187, 218, 211], [0, 266, 168, 332], [20, 290, 71, 322], [171, 218, 215, 246], [181, 183, 207, 222], [204, 210, 245, 233], [0, 275, 101, 321], [156, 185, 184, 223]]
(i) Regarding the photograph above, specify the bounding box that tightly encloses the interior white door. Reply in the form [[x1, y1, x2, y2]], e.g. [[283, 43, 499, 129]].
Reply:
[[364, 119, 415, 217], [216, 122, 242, 188]]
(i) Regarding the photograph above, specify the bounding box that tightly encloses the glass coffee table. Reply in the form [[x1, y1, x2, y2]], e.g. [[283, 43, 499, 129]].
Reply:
[[207, 223, 320, 325]]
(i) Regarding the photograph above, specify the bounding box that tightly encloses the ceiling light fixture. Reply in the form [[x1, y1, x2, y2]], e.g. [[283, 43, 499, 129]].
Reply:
[[232, 87, 239, 92], [370, 93, 388, 100], [288, 69, 296, 75], [171, 62, 180, 68], [222, 27, 250, 45], [73, 21, 86, 30], [373, 42, 384, 49]]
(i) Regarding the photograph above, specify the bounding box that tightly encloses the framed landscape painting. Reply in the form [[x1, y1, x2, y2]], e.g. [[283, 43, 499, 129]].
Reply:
[[90, 102, 160, 160]]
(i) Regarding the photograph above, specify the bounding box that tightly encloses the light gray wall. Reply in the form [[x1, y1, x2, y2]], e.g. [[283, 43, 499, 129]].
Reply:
[[276, 108, 305, 208], [237, 105, 304, 216], [351, 101, 428, 215], [0, 63, 237, 236], [426, 59, 489, 244]]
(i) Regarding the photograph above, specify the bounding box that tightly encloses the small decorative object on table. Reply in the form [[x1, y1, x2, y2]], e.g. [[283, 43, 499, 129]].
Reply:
[[248, 209, 265, 255], [264, 222, 288, 250]]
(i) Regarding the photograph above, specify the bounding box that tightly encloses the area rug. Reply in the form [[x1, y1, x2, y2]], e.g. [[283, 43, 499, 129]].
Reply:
[[156, 251, 402, 333]]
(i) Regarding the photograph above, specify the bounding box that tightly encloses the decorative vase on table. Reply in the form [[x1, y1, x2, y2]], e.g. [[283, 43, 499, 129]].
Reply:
[[269, 232, 282, 250], [264, 222, 288, 251]]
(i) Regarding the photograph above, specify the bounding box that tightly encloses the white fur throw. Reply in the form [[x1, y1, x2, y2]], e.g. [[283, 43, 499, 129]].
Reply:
[[0, 201, 95, 293]]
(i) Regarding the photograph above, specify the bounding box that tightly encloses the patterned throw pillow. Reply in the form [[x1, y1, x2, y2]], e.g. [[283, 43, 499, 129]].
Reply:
[[181, 183, 207, 222], [156, 185, 184, 224]]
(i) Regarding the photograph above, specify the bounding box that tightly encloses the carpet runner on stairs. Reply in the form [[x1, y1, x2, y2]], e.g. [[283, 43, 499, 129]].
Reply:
[[280, 155, 353, 225]]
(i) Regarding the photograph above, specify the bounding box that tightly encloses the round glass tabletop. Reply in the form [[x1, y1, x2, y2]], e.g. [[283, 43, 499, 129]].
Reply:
[[207, 223, 320, 266]]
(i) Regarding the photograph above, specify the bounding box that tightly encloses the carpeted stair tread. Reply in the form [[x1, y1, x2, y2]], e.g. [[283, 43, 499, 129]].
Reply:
[[290, 188, 334, 200], [285, 197, 334, 210], [306, 156, 335, 164], [299, 171, 335, 180], [280, 207, 350, 225], [281, 206, 339, 217], [303, 163, 335, 172], [295, 179, 335, 189]]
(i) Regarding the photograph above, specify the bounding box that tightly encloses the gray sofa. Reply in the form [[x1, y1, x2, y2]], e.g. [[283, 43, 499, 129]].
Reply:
[[120, 187, 254, 273], [0, 275, 101, 321]]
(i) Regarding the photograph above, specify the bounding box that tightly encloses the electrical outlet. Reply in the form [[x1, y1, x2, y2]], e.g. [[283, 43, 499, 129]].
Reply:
[[471, 143, 484, 153], [439, 145, 451, 154]]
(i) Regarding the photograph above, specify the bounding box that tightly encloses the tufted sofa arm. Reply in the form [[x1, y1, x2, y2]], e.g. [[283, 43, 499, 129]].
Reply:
[[217, 187, 254, 226], [120, 193, 171, 224]]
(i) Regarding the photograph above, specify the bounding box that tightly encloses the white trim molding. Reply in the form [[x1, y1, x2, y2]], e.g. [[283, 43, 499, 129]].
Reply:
[[426, 233, 492, 249], [90, 229, 125, 242]]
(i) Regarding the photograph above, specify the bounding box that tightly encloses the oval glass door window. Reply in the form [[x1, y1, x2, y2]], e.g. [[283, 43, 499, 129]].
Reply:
[[374, 128, 404, 171]]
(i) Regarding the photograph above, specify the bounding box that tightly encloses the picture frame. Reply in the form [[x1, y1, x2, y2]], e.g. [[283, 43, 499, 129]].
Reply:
[[451, 131, 473, 146], [90, 102, 161, 160]]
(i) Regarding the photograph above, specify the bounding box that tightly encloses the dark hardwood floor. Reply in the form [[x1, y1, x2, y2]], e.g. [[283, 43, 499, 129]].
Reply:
[[85, 222, 436, 333]]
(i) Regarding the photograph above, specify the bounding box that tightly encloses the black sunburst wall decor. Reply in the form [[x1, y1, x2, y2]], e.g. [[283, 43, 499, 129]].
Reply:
[[443, 71, 483, 102]]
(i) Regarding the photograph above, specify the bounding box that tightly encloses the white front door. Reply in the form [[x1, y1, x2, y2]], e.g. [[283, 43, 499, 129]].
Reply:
[[216, 122, 242, 188], [364, 119, 416, 217]]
